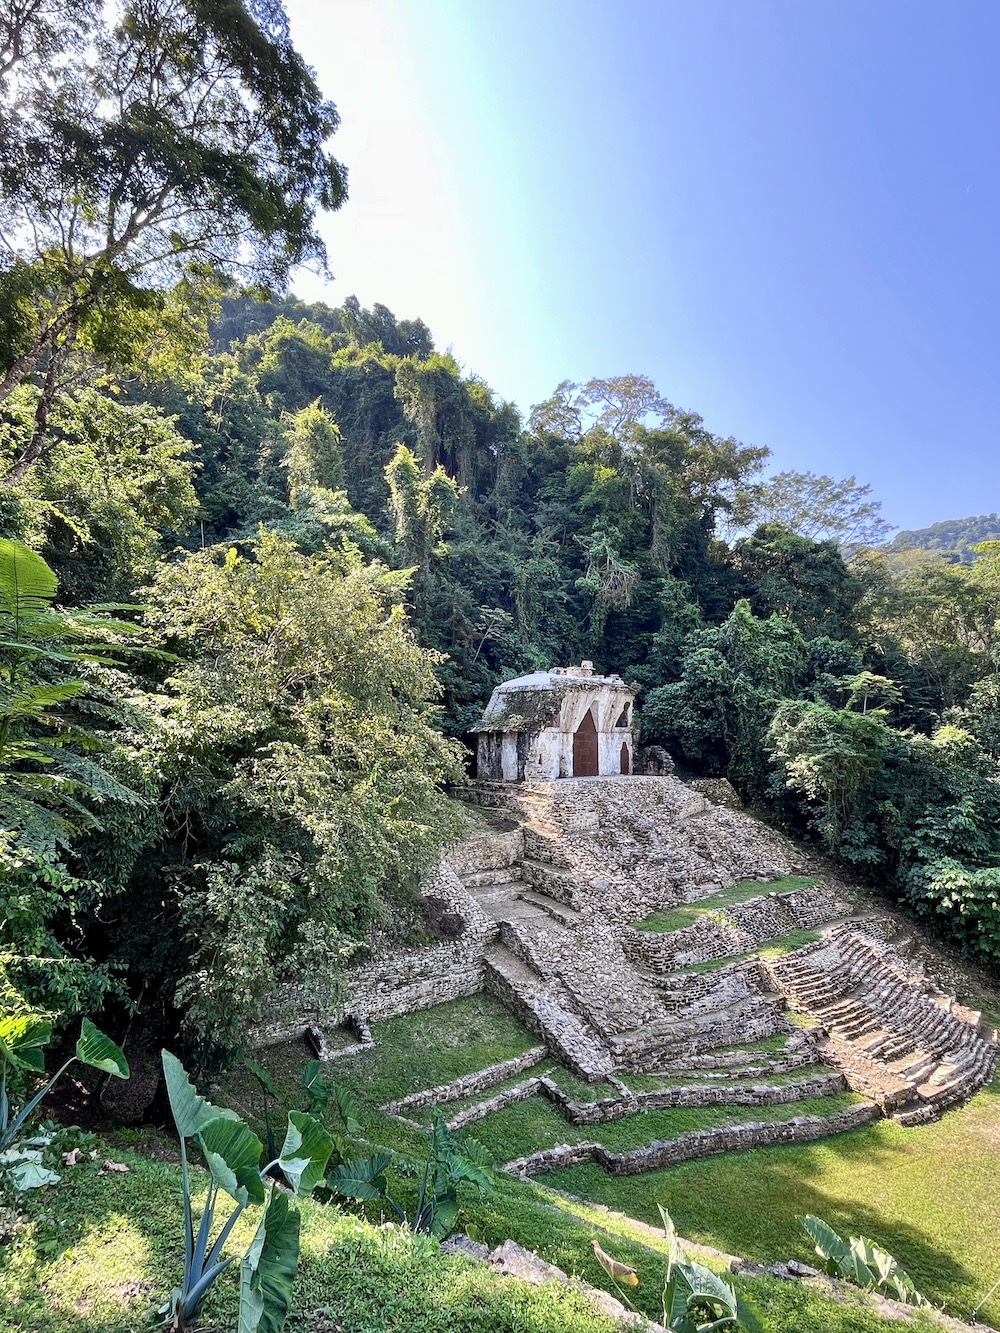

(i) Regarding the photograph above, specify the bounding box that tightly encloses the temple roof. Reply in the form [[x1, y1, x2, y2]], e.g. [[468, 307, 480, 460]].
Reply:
[[473, 663, 630, 733]]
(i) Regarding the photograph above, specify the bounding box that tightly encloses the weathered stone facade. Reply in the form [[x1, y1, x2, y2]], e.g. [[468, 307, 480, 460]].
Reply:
[[255, 770, 996, 1160], [474, 663, 635, 781]]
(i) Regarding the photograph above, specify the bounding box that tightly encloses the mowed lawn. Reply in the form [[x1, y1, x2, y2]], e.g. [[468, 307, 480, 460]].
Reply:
[[547, 1071, 1000, 1326]]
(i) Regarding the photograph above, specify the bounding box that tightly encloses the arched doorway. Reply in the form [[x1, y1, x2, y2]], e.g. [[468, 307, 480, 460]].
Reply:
[[572, 710, 599, 777], [620, 742, 630, 774]]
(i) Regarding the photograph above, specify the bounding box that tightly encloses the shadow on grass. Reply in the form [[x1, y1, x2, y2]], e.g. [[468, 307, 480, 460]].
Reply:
[[544, 1117, 998, 1324]]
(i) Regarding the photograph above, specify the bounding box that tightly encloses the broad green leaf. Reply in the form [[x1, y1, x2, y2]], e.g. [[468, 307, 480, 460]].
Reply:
[[196, 1116, 265, 1206], [427, 1193, 459, 1238], [76, 1019, 129, 1079], [675, 1258, 738, 1314], [244, 1058, 280, 1100], [238, 1191, 300, 1333], [657, 1203, 685, 1271], [330, 1082, 362, 1136], [447, 1153, 492, 1193], [8, 1159, 60, 1191], [326, 1152, 394, 1202], [278, 1111, 333, 1197], [162, 1050, 236, 1139], [800, 1214, 851, 1267], [0, 1014, 51, 1073], [460, 1135, 493, 1169]]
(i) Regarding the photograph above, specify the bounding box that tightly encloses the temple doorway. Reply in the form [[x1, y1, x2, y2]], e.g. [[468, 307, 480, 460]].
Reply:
[[572, 710, 599, 776]]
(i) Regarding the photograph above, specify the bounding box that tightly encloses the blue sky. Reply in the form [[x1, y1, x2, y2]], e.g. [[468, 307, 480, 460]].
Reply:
[[286, 0, 1000, 532]]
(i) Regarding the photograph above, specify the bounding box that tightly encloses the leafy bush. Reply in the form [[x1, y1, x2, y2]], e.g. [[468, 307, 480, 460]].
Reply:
[[592, 1204, 763, 1331], [0, 1015, 128, 1191], [800, 1214, 925, 1306], [326, 1107, 493, 1238]]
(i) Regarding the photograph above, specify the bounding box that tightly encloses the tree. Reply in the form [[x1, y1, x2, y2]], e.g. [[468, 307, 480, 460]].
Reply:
[[0, 0, 347, 480], [280, 401, 344, 498], [731, 522, 863, 639], [735, 470, 893, 549]]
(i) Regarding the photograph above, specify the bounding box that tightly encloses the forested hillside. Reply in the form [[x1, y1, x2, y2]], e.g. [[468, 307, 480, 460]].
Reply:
[[886, 514, 1000, 562], [2, 0, 999, 1080]]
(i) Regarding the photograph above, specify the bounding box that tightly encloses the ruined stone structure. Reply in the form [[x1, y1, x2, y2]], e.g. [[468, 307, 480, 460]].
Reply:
[[256, 772, 997, 1175], [474, 663, 635, 781]]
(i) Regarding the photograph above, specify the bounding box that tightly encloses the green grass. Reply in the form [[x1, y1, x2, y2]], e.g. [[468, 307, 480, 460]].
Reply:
[[0, 1137, 933, 1333], [207, 996, 1000, 1328], [758, 929, 823, 957], [632, 876, 818, 933], [463, 1090, 865, 1164], [546, 1073, 1000, 1327]]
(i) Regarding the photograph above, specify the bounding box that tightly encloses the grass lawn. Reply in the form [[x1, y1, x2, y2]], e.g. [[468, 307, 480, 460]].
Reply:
[[632, 876, 818, 932], [545, 1072, 1000, 1327], [0, 1137, 940, 1333], [78, 992, 993, 1331]]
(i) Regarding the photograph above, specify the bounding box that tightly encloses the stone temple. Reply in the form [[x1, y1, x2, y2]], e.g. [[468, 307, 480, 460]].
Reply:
[[473, 662, 635, 782]]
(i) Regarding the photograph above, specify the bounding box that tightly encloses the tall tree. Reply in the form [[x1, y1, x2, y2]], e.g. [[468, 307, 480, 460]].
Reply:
[[0, 0, 347, 480], [735, 470, 893, 550]]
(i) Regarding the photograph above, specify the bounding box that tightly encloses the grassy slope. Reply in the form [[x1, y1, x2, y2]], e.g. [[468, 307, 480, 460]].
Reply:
[[0, 1141, 938, 1333], [632, 877, 818, 932], [228, 993, 1000, 1328], [5, 994, 995, 1331]]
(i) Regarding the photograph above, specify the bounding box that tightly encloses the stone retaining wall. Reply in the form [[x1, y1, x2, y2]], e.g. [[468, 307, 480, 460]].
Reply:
[[622, 885, 849, 972], [504, 1102, 881, 1177], [381, 1046, 547, 1116]]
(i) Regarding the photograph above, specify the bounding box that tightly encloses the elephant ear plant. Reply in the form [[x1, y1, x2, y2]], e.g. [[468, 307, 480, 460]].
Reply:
[[161, 1051, 333, 1333], [0, 1014, 128, 1191]]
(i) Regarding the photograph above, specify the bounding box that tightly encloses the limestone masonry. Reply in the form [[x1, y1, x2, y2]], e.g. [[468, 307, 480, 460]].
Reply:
[[258, 771, 997, 1174], [473, 662, 635, 781]]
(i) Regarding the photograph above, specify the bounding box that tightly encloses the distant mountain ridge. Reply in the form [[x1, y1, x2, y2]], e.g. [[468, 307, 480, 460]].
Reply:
[[886, 513, 1000, 561]]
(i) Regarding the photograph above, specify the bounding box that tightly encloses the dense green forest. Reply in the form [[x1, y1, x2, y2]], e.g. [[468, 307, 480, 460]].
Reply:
[[886, 514, 1000, 562], [2, 0, 1000, 1079]]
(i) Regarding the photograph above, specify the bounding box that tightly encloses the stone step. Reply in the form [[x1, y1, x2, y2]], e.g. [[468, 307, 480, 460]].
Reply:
[[518, 889, 581, 927], [483, 946, 614, 1080], [463, 872, 524, 894]]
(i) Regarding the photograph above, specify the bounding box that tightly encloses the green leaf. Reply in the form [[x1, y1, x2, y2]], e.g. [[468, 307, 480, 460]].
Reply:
[[447, 1153, 492, 1193], [0, 540, 57, 620], [238, 1191, 301, 1333], [161, 1050, 237, 1139], [325, 1152, 394, 1202], [244, 1057, 280, 1100], [7, 1159, 61, 1191], [196, 1115, 265, 1207], [675, 1258, 739, 1315], [76, 1019, 129, 1079], [330, 1082, 362, 1136], [277, 1111, 333, 1198], [0, 1014, 51, 1073], [800, 1214, 851, 1269], [427, 1193, 459, 1239]]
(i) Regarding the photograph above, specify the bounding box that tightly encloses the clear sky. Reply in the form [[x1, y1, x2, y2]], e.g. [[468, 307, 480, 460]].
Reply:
[[285, 0, 1000, 532]]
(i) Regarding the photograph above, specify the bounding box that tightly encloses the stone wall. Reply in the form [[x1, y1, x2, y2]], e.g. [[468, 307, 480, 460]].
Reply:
[[621, 885, 850, 972], [380, 1046, 547, 1117], [504, 1102, 881, 1177]]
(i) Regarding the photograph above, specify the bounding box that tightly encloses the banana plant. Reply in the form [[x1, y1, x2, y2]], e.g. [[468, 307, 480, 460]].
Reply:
[[326, 1108, 492, 1239], [0, 1013, 128, 1191], [800, 1214, 926, 1306], [591, 1206, 764, 1332], [161, 1051, 333, 1333]]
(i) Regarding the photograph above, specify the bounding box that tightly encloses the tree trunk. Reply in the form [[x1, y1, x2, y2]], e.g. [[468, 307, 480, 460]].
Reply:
[[3, 348, 62, 485]]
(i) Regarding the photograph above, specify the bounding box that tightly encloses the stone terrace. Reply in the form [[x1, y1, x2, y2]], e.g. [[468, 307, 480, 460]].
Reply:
[[258, 774, 996, 1168]]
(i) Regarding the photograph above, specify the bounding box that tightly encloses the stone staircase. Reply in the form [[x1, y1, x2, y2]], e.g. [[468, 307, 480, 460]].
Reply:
[[483, 944, 614, 1079], [766, 925, 997, 1123]]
